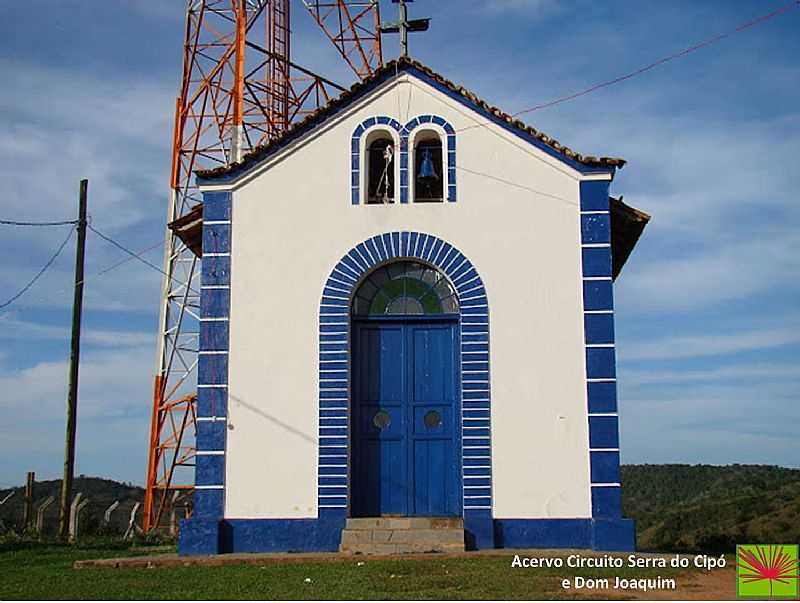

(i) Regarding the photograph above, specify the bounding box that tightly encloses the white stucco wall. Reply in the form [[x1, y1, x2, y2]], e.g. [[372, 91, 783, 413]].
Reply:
[[207, 74, 611, 519]]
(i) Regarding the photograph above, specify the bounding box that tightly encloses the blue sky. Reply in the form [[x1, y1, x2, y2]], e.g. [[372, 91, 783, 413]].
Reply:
[[0, 1, 798, 488]]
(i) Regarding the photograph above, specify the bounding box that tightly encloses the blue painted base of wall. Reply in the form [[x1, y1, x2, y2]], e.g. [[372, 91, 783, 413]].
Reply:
[[179, 518, 221, 556], [222, 518, 347, 553], [495, 519, 592, 549], [464, 510, 494, 550], [179, 517, 347, 555], [179, 516, 635, 555], [591, 518, 636, 552], [493, 518, 635, 552]]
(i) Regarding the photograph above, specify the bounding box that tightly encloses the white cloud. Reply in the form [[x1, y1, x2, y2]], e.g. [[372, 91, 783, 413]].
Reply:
[[0, 345, 154, 420], [0, 343, 159, 484], [620, 327, 800, 362], [616, 230, 800, 313], [0, 225, 165, 315], [619, 380, 800, 467], [0, 315, 153, 347], [622, 363, 800, 386], [0, 57, 174, 316]]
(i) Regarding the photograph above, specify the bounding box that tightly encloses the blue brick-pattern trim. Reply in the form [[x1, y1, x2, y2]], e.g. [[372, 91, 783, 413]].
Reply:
[[350, 115, 456, 205], [586, 347, 616, 379], [319, 232, 490, 515], [583, 279, 613, 311], [200, 289, 230, 318], [584, 313, 614, 345], [579, 180, 626, 524], [193, 190, 232, 520], [582, 247, 613, 277], [591, 487, 623, 519], [587, 381, 617, 414], [202, 192, 233, 220], [196, 454, 225, 486], [196, 420, 227, 451], [192, 490, 224, 520], [590, 450, 621, 483], [200, 320, 229, 351], [589, 416, 620, 449], [197, 387, 227, 418], [198, 354, 228, 385], [400, 115, 456, 203]]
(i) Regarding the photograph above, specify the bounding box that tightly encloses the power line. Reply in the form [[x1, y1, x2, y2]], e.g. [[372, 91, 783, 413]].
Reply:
[[93, 240, 164, 278], [88, 225, 198, 294], [455, 164, 578, 208], [0, 227, 75, 311], [0, 239, 165, 317], [0, 218, 79, 227], [458, 0, 800, 133], [88, 224, 170, 279]]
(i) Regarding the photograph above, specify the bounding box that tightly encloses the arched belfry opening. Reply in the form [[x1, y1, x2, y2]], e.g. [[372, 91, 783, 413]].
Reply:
[[413, 133, 444, 202], [366, 135, 395, 204], [350, 259, 462, 517]]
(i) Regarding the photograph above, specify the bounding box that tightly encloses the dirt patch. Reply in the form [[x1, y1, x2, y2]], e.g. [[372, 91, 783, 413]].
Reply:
[[585, 567, 736, 600]]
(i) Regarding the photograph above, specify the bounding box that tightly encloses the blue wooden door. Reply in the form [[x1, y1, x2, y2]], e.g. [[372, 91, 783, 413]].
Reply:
[[352, 319, 460, 517]]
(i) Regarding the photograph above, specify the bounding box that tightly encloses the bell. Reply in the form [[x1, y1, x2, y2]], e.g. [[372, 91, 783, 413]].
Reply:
[[417, 149, 438, 182]]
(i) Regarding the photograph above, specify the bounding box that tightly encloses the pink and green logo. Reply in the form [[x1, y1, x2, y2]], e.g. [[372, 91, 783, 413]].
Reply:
[[737, 544, 799, 599]]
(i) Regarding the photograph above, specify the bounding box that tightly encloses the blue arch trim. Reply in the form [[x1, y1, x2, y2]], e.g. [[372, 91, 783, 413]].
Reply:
[[317, 231, 490, 517], [400, 115, 456, 203], [350, 115, 457, 205]]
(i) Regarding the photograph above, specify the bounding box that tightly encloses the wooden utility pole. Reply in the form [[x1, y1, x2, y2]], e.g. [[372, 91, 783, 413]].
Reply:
[[23, 471, 35, 529], [57, 179, 88, 542]]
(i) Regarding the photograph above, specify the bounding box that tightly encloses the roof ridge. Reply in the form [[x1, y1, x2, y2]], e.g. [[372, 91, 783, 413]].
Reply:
[[197, 56, 625, 180]]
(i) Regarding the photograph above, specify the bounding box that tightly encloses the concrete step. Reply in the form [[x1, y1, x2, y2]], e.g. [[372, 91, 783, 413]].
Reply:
[[340, 542, 465, 554], [345, 517, 463, 530], [340, 517, 465, 554]]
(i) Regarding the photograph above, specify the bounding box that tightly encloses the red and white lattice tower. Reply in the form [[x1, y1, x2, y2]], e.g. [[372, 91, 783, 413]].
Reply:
[[144, 0, 383, 532]]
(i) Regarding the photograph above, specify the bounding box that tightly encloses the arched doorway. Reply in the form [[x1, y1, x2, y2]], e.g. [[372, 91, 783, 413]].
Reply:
[[350, 260, 462, 517]]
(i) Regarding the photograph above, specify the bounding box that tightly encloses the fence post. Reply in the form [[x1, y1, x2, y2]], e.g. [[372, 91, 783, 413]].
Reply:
[[124, 502, 142, 540], [74, 498, 89, 540], [169, 491, 181, 536], [104, 500, 120, 524], [68, 492, 85, 542], [23, 472, 35, 530], [35, 496, 55, 534]]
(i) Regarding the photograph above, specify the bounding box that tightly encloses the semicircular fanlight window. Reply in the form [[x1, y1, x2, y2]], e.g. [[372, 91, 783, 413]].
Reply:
[[352, 261, 459, 316]]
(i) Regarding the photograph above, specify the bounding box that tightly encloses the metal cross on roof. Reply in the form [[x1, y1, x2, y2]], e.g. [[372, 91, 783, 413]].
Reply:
[[381, 0, 430, 57]]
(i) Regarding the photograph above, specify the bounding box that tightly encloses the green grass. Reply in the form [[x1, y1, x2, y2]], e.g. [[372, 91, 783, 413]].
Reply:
[[0, 543, 702, 600]]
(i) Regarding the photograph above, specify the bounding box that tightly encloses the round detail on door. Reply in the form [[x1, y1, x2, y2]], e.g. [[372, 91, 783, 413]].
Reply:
[[373, 410, 391, 430], [424, 410, 442, 429]]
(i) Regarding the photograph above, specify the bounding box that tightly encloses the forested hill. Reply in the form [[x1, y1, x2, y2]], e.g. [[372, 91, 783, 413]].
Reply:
[[1, 465, 798, 552], [622, 464, 800, 552]]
